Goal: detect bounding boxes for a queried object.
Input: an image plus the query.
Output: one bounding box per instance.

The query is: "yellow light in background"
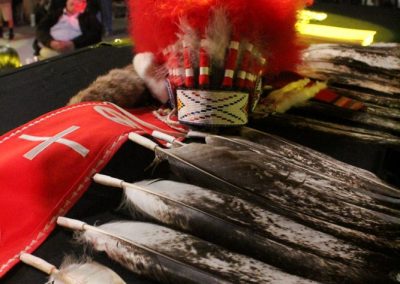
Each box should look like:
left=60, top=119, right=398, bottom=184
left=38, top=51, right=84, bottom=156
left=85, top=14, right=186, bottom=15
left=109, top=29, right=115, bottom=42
left=297, top=9, right=377, bottom=46
left=111, top=38, right=132, bottom=47
left=297, top=23, right=376, bottom=46
left=0, top=45, right=21, bottom=70
left=298, top=10, right=327, bottom=23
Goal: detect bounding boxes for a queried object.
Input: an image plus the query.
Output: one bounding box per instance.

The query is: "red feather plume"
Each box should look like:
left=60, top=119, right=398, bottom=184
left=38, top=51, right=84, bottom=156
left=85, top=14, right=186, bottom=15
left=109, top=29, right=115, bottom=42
left=129, top=0, right=307, bottom=74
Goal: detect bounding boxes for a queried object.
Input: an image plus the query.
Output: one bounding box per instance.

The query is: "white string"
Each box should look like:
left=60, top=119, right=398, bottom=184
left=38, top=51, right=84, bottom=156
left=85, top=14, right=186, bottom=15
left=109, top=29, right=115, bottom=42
left=109, top=103, right=187, bottom=137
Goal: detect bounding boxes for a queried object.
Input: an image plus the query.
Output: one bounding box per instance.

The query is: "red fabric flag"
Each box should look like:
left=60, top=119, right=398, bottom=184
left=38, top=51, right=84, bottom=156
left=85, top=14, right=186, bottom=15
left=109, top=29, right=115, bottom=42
left=0, top=102, right=183, bottom=277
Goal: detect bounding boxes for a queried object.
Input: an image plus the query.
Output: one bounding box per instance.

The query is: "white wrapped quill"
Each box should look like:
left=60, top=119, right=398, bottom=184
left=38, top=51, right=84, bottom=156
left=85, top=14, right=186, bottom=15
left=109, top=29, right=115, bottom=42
left=19, top=253, right=125, bottom=284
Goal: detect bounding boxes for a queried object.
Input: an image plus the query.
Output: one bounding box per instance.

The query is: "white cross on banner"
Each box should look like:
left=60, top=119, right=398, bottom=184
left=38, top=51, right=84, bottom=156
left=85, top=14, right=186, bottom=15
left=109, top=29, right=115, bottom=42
left=19, top=126, right=90, bottom=160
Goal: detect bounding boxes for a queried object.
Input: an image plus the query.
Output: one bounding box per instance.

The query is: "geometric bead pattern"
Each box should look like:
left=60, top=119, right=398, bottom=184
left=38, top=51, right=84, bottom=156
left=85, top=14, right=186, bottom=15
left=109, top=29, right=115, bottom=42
left=177, top=89, right=249, bottom=126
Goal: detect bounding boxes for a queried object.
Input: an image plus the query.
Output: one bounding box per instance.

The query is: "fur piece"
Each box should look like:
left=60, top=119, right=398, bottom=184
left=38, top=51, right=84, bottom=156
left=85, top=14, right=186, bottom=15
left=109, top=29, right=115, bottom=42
left=67, top=65, right=147, bottom=108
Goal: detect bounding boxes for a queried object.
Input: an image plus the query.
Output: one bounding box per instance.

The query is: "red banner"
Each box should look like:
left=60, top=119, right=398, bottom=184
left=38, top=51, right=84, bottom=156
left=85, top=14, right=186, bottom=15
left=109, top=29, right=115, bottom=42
left=0, top=102, right=183, bottom=277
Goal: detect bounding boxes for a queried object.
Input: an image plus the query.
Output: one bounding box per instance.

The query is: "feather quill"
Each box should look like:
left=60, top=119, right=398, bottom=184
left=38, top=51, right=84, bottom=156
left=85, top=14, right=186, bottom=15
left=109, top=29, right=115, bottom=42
left=154, top=130, right=400, bottom=207
left=168, top=144, right=400, bottom=234
left=19, top=253, right=125, bottom=284
left=94, top=174, right=398, bottom=283
left=128, top=133, right=400, bottom=253
left=204, top=134, right=400, bottom=213
left=57, top=217, right=317, bottom=284
left=238, top=126, right=400, bottom=198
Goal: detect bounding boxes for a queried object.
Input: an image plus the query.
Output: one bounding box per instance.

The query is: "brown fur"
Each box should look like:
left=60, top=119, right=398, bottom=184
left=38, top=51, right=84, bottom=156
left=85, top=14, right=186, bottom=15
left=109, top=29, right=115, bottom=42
left=68, top=65, right=148, bottom=108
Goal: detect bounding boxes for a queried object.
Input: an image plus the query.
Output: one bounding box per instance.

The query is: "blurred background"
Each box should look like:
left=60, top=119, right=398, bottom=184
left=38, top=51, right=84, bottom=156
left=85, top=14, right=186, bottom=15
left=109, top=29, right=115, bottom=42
left=0, top=0, right=399, bottom=67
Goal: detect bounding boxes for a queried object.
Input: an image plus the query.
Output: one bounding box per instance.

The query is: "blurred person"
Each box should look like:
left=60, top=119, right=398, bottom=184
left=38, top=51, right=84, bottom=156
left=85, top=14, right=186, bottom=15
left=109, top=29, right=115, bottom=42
left=32, top=0, right=67, bottom=56
left=99, top=0, right=112, bottom=36
left=36, top=0, right=102, bottom=59
left=32, top=0, right=50, bottom=56
left=0, top=45, right=21, bottom=71
left=0, top=0, right=14, bottom=40
left=12, top=0, right=23, bottom=25
left=34, top=0, right=51, bottom=22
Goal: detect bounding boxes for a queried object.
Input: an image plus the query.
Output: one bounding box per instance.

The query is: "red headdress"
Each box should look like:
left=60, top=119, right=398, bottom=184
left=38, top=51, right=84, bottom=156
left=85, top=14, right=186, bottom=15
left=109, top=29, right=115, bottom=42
left=129, top=0, right=308, bottom=126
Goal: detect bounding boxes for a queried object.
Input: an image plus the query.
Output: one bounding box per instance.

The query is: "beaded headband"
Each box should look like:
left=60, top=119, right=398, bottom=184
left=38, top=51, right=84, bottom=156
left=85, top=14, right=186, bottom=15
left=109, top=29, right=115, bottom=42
left=129, top=0, right=306, bottom=127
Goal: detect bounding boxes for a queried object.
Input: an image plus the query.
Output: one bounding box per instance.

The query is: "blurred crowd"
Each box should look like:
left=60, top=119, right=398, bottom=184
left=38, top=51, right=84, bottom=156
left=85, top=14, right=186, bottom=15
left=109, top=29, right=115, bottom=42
left=0, top=0, right=123, bottom=66
left=319, top=0, right=400, bottom=7
left=1, top=0, right=398, bottom=72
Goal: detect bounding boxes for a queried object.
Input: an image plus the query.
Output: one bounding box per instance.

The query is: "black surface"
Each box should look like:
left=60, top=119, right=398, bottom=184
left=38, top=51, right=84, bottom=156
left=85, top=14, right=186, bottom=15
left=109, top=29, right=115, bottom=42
left=0, top=43, right=133, bottom=136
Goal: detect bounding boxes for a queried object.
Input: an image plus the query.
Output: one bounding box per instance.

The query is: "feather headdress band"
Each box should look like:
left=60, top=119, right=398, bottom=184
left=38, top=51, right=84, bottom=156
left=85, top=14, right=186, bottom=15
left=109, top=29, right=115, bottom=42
left=129, top=0, right=307, bottom=127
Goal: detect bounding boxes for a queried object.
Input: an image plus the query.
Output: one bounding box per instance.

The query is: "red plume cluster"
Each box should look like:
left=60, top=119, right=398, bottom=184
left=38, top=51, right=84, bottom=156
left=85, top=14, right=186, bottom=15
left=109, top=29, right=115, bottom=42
left=129, top=0, right=308, bottom=74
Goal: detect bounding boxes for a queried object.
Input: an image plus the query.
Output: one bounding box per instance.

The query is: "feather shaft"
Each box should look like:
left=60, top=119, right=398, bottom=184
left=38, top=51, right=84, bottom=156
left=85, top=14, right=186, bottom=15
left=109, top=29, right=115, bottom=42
left=186, top=127, right=379, bottom=182
left=59, top=217, right=317, bottom=284
left=128, top=133, right=159, bottom=151
left=94, top=174, right=397, bottom=283
left=128, top=133, right=247, bottom=196
left=205, top=134, right=400, bottom=214
left=240, top=126, right=400, bottom=198
left=58, top=218, right=223, bottom=284
left=127, top=134, right=399, bottom=253
left=167, top=144, right=400, bottom=236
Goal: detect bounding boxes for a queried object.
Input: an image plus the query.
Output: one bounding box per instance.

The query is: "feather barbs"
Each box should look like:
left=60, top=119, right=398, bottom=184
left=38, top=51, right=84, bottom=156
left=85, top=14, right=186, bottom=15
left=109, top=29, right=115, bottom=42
left=19, top=253, right=126, bottom=284
left=129, top=0, right=309, bottom=126
left=129, top=0, right=308, bottom=74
